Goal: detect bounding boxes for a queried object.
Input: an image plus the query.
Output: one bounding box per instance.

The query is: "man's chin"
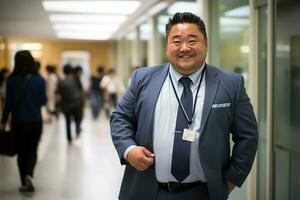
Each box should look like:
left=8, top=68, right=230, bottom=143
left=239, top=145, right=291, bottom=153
left=177, top=66, right=195, bottom=75
left=178, top=63, right=194, bottom=71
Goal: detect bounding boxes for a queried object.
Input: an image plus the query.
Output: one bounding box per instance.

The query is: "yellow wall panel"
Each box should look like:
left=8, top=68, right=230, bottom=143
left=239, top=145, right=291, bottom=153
left=6, top=39, right=111, bottom=75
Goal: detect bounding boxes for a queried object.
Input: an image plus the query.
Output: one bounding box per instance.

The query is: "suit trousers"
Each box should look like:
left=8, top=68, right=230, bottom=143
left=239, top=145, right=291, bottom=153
left=64, top=106, right=83, bottom=142
left=156, top=183, right=210, bottom=200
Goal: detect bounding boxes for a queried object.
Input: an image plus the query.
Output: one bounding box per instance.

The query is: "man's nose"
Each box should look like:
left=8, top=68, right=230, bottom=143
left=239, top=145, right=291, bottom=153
left=180, top=42, right=190, bottom=51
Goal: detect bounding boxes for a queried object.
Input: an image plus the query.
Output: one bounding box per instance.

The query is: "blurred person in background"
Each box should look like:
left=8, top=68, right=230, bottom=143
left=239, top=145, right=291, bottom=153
left=0, top=50, right=47, bottom=194
left=74, top=65, right=84, bottom=91
left=0, top=68, right=10, bottom=112
left=100, top=68, right=125, bottom=118
left=45, top=65, right=59, bottom=121
left=74, top=65, right=85, bottom=134
left=89, top=65, right=104, bottom=120
left=56, top=64, right=84, bottom=143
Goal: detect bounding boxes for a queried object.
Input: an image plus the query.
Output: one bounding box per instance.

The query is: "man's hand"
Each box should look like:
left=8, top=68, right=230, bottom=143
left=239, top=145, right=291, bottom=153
left=126, top=146, right=155, bottom=171
left=227, top=180, right=235, bottom=194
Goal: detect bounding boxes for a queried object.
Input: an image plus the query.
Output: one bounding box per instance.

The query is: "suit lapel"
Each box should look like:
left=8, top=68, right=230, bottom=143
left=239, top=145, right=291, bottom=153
left=143, top=64, right=169, bottom=151
left=141, top=64, right=219, bottom=148
left=198, top=65, right=220, bottom=137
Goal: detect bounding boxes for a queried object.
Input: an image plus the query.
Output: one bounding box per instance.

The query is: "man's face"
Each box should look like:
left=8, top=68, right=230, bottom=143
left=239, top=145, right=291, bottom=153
left=167, top=23, right=207, bottom=76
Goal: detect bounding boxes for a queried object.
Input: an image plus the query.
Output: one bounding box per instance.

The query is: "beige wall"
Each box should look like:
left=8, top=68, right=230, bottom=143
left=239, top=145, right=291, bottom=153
left=6, top=39, right=112, bottom=75
left=0, top=37, right=8, bottom=68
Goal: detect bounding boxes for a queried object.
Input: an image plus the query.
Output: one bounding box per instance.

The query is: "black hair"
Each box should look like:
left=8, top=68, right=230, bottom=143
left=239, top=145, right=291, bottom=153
left=63, top=63, right=73, bottom=75
left=12, top=50, right=37, bottom=75
left=74, top=65, right=83, bottom=73
left=97, top=65, right=105, bottom=74
left=46, top=64, right=57, bottom=74
left=107, top=68, right=115, bottom=74
left=165, top=12, right=207, bottom=39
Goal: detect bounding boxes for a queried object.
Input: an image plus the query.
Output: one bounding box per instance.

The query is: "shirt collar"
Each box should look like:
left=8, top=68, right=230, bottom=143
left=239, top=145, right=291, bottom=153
left=169, top=62, right=206, bottom=85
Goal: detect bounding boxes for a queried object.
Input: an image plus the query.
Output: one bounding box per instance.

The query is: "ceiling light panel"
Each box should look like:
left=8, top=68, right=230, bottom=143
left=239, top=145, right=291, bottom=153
left=159, top=15, right=170, bottom=25
left=49, top=14, right=127, bottom=24
left=167, top=2, right=198, bottom=15
left=10, top=43, right=43, bottom=51
left=42, top=1, right=141, bottom=15
left=56, top=32, right=111, bottom=40
left=223, top=6, right=250, bottom=17
left=53, top=23, right=119, bottom=32
left=220, top=17, right=249, bottom=26
left=146, top=2, right=168, bottom=16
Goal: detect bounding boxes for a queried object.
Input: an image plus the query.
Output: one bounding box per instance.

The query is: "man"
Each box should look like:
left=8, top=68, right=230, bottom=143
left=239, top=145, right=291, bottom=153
left=110, top=12, right=258, bottom=200
left=56, top=64, right=84, bottom=143
left=89, top=65, right=104, bottom=119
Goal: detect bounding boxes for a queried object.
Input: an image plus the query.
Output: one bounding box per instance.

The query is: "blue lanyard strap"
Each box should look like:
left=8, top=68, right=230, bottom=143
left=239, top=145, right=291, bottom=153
left=169, top=64, right=206, bottom=126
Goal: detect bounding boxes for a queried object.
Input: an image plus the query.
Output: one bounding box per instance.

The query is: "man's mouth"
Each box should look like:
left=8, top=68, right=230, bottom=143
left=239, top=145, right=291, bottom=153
left=178, top=54, right=193, bottom=58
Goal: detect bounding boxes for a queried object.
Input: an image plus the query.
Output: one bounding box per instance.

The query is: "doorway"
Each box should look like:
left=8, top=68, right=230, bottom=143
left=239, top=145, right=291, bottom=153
left=274, top=0, right=300, bottom=199
left=61, top=50, right=90, bottom=91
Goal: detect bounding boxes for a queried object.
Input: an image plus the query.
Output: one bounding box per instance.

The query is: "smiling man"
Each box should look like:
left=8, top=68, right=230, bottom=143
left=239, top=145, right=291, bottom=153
left=110, top=12, right=258, bottom=200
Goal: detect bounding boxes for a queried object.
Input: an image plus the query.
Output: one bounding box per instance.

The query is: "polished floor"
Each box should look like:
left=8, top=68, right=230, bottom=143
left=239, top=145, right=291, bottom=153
left=0, top=109, right=124, bottom=200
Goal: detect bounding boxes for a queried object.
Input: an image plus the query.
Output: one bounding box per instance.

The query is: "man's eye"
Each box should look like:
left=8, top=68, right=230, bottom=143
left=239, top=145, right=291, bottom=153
left=189, top=40, right=196, bottom=45
left=173, top=41, right=180, bottom=45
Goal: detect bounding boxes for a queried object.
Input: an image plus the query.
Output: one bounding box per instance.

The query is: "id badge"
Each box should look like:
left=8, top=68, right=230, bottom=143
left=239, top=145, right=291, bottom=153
left=182, top=128, right=196, bottom=142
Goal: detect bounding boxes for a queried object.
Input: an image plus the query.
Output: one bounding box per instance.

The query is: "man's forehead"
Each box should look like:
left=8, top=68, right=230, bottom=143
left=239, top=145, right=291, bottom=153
left=169, top=24, right=201, bottom=35
left=170, top=33, right=198, bottom=38
left=170, top=23, right=199, bottom=31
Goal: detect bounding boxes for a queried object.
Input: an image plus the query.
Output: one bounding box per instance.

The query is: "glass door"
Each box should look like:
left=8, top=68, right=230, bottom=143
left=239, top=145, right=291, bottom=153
left=274, top=0, right=300, bottom=199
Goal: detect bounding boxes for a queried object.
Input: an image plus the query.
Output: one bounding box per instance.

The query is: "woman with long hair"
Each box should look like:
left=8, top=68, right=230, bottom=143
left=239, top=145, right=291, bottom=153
left=0, top=50, right=47, bottom=193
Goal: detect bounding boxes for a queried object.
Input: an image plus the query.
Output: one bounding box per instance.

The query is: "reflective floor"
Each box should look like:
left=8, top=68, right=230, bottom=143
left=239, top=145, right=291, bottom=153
left=0, top=109, right=124, bottom=200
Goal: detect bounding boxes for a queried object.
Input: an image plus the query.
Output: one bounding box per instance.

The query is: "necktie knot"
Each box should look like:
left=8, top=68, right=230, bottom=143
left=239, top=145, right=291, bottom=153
left=179, top=77, right=191, bottom=89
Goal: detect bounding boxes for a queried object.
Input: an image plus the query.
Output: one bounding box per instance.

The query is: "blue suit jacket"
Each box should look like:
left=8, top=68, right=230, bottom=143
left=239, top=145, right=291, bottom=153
left=110, top=63, right=258, bottom=200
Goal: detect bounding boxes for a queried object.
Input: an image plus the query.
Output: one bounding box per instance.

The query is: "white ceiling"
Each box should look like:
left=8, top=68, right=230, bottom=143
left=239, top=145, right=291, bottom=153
left=0, top=0, right=156, bottom=41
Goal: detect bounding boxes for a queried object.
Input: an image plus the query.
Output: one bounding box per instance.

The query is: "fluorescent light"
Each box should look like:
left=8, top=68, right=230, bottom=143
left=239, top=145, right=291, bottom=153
left=159, top=15, right=171, bottom=25
left=220, top=26, right=243, bottom=32
left=167, top=2, right=198, bottom=15
left=10, top=43, right=43, bottom=51
left=139, top=23, right=151, bottom=40
left=53, top=23, right=119, bottom=32
left=240, top=45, right=249, bottom=54
left=56, top=32, right=111, bottom=40
left=42, top=1, right=141, bottom=15
left=140, top=23, right=151, bottom=34
left=157, top=15, right=171, bottom=35
left=220, top=17, right=249, bottom=26
left=31, top=51, right=43, bottom=59
left=276, top=45, right=290, bottom=52
left=49, top=14, right=127, bottom=24
left=116, top=1, right=169, bottom=37
left=224, top=6, right=250, bottom=17
left=126, top=32, right=135, bottom=40
left=158, top=24, right=165, bottom=34
left=147, top=2, right=169, bottom=16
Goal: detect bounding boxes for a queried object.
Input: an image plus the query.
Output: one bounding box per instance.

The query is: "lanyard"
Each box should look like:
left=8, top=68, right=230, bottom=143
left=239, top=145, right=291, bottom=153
left=169, top=65, right=206, bottom=126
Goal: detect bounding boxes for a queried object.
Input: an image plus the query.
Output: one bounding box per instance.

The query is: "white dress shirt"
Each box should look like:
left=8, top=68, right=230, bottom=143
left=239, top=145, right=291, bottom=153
left=153, top=63, right=207, bottom=183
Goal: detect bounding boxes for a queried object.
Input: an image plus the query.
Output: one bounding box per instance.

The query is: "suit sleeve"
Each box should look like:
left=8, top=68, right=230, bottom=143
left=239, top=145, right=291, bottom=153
left=225, top=76, right=258, bottom=187
left=110, top=71, right=139, bottom=165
